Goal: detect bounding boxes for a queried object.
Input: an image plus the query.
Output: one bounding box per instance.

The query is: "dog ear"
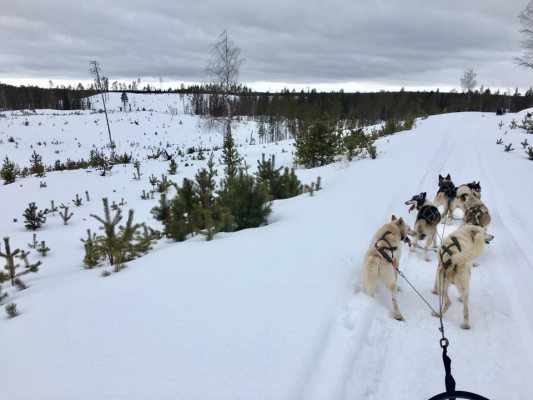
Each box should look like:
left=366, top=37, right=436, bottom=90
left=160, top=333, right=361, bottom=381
left=398, top=217, right=404, bottom=225
left=439, top=174, right=443, bottom=182
left=391, top=215, right=397, bottom=221
left=422, top=192, right=426, bottom=198
left=446, top=174, right=451, bottom=180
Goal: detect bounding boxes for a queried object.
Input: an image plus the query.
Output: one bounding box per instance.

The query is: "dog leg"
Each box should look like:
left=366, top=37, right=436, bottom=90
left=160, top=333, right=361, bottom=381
left=390, top=283, right=404, bottom=321
left=455, top=271, right=471, bottom=329
left=383, top=264, right=404, bottom=321
left=425, top=231, right=436, bottom=262
left=440, top=280, right=452, bottom=315
left=362, top=257, right=379, bottom=296
left=432, top=267, right=443, bottom=295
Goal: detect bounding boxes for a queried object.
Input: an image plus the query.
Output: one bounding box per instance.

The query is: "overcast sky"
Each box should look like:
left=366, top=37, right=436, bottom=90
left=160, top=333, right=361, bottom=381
left=1, top=0, right=531, bottom=92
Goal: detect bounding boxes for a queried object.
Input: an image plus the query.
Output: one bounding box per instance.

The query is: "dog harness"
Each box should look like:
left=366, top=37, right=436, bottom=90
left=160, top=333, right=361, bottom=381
left=439, top=236, right=462, bottom=269
left=417, top=205, right=441, bottom=226
left=438, top=181, right=457, bottom=200
left=374, top=231, right=397, bottom=264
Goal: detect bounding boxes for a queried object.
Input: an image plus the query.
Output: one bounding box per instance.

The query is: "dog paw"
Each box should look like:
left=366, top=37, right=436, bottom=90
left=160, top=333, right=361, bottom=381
left=458, top=296, right=463, bottom=302
left=393, top=313, right=404, bottom=321
left=431, top=288, right=438, bottom=295
left=461, top=322, right=471, bottom=330
left=425, top=257, right=431, bottom=262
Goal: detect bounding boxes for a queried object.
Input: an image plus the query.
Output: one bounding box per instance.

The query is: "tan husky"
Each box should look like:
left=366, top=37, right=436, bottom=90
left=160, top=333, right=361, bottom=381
left=463, top=197, right=491, bottom=229
left=432, top=223, right=494, bottom=329
left=362, top=215, right=413, bottom=321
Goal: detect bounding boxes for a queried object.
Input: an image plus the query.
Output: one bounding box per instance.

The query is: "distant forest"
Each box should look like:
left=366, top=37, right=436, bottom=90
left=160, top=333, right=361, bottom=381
left=1, top=82, right=532, bottom=127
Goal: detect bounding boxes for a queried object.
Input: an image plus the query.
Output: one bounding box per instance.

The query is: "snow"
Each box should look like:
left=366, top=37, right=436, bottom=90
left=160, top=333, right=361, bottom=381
left=1, top=93, right=532, bottom=399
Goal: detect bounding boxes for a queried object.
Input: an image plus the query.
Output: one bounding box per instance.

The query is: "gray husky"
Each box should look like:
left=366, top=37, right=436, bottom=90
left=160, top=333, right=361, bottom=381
left=405, top=192, right=441, bottom=261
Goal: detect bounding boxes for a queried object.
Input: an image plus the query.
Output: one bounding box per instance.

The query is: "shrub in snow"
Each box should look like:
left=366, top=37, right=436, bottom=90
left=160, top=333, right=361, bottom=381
left=526, top=146, right=533, bottom=160
left=59, top=205, right=73, bottom=225
left=87, top=198, right=160, bottom=272
left=520, top=115, right=533, bottom=134
left=13, top=277, right=27, bottom=291
left=132, top=160, right=142, bottom=180
left=0, top=284, right=8, bottom=304
left=218, top=169, right=271, bottom=231
left=168, top=158, right=177, bottom=175
left=0, top=238, right=40, bottom=286
left=72, top=194, right=83, bottom=207
left=81, top=229, right=100, bottom=269
left=5, top=302, right=19, bottom=318
left=504, top=143, right=514, bottom=152
left=23, top=202, right=47, bottom=230
left=255, top=154, right=302, bottom=200
left=37, top=241, right=50, bottom=257
left=28, top=233, right=38, bottom=249
left=29, top=150, right=45, bottom=177
left=47, top=201, right=58, bottom=216
left=1, top=156, right=19, bottom=185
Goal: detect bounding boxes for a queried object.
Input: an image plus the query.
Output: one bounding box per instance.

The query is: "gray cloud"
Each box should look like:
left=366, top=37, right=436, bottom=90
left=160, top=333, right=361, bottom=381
left=0, top=0, right=531, bottom=90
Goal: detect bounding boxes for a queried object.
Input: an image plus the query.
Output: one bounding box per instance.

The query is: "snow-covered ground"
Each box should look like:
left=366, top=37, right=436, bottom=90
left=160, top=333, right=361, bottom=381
left=1, top=93, right=532, bottom=399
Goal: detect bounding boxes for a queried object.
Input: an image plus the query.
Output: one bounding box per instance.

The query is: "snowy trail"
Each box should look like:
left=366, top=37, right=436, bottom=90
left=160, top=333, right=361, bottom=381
left=299, top=113, right=533, bottom=400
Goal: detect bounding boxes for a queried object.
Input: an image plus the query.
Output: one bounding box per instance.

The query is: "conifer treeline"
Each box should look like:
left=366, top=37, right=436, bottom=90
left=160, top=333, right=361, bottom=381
left=2, top=82, right=533, bottom=125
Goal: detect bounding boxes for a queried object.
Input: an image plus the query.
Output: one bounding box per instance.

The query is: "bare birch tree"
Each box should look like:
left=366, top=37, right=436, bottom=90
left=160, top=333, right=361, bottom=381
left=205, top=31, right=245, bottom=176
left=517, top=1, right=533, bottom=68
left=460, top=68, right=477, bottom=110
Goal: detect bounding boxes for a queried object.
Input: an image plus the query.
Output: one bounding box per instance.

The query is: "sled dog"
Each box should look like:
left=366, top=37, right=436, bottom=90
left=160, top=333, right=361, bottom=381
left=463, top=197, right=491, bottom=229
left=362, top=215, right=414, bottom=321
left=467, top=181, right=481, bottom=199
left=434, top=174, right=456, bottom=221
left=450, top=181, right=482, bottom=216
left=405, top=192, right=441, bottom=261
left=432, top=223, right=494, bottom=329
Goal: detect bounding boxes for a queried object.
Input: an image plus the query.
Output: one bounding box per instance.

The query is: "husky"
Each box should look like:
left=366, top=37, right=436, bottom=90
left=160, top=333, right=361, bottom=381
left=467, top=181, right=481, bottom=199
left=450, top=181, right=482, bottom=216
left=362, top=215, right=414, bottom=321
left=405, top=192, right=442, bottom=261
left=463, top=197, right=491, bottom=229
left=431, top=223, right=494, bottom=329
left=434, top=174, right=457, bottom=222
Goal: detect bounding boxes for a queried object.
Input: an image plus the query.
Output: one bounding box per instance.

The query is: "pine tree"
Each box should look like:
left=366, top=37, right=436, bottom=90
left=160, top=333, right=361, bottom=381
left=168, top=158, right=177, bottom=175
left=0, top=283, right=8, bottom=304
left=120, top=91, right=129, bottom=111
left=29, top=150, right=45, bottom=177
left=151, top=192, right=172, bottom=234
left=133, top=160, right=142, bottom=180
left=5, top=302, right=19, bottom=318
left=294, top=114, right=341, bottom=168
left=59, top=205, right=73, bottom=225
left=90, top=198, right=122, bottom=267
left=221, top=124, right=242, bottom=178
left=37, top=241, right=50, bottom=256
left=0, top=237, right=40, bottom=286
left=90, top=198, right=159, bottom=271
left=218, top=169, right=271, bottom=231
left=1, top=156, right=19, bottom=185
left=23, top=202, right=47, bottom=230
left=81, top=229, right=100, bottom=268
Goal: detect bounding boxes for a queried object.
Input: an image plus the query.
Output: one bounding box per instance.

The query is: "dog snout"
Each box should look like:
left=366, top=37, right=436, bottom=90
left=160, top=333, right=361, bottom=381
left=484, top=233, right=495, bottom=244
